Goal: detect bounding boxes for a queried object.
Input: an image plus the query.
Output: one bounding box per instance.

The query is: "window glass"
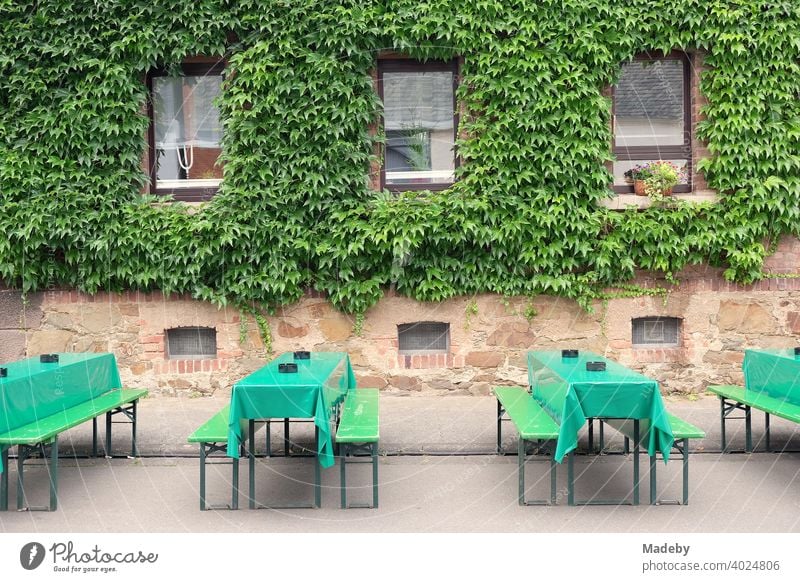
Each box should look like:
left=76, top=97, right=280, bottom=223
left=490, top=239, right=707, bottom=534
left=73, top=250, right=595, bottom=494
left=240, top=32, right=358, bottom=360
left=153, top=74, right=223, bottom=190
left=383, top=71, right=455, bottom=186
left=615, top=60, right=685, bottom=148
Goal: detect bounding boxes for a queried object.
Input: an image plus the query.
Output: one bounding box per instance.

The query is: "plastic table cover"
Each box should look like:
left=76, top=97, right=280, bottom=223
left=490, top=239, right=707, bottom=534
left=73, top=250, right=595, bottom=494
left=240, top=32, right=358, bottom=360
left=226, top=352, right=356, bottom=468
left=0, top=352, right=122, bottom=473
left=743, top=348, right=800, bottom=405
left=528, top=351, right=674, bottom=462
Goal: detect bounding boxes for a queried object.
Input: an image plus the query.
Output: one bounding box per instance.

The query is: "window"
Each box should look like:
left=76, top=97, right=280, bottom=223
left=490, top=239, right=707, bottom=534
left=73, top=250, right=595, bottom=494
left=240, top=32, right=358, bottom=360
left=398, top=322, right=450, bottom=353
left=148, top=61, right=225, bottom=201
left=165, top=327, right=217, bottom=359
left=378, top=59, right=458, bottom=191
left=612, top=53, right=691, bottom=193
left=632, top=317, right=681, bottom=347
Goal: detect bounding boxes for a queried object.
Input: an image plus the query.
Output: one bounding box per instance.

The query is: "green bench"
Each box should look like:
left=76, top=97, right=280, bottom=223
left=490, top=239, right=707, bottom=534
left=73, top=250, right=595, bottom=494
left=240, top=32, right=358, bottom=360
left=495, top=386, right=560, bottom=505
left=602, top=412, right=705, bottom=505
left=708, top=385, right=800, bottom=453
left=335, top=389, right=379, bottom=509
left=0, top=388, right=147, bottom=511
left=187, top=405, right=242, bottom=511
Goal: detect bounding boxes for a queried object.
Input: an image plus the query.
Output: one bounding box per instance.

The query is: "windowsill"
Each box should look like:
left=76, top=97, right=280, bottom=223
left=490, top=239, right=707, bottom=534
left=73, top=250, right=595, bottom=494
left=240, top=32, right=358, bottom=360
left=599, top=190, right=719, bottom=209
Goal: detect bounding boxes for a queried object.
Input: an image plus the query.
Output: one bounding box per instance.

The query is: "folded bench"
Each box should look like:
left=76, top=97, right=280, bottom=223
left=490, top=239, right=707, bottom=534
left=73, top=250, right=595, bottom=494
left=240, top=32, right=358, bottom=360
left=495, top=386, right=560, bottom=505
left=0, top=388, right=147, bottom=511
left=708, top=385, right=800, bottom=453
left=602, top=412, right=705, bottom=505
left=335, top=389, right=379, bottom=509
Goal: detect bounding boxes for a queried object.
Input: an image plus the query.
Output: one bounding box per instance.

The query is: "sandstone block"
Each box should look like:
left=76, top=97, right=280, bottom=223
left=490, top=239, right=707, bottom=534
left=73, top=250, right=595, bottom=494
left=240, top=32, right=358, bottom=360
left=319, top=316, right=352, bottom=341
left=388, top=374, right=421, bottom=391
left=27, top=330, right=72, bottom=354
left=0, top=329, right=26, bottom=362
left=465, top=351, right=504, bottom=368
left=356, top=374, right=388, bottom=388
left=277, top=319, right=309, bottom=338
left=787, top=312, right=800, bottom=334
left=79, top=307, right=122, bottom=334
left=0, top=290, right=43, bottom=329
left=718, top=301, right=776, bottom=333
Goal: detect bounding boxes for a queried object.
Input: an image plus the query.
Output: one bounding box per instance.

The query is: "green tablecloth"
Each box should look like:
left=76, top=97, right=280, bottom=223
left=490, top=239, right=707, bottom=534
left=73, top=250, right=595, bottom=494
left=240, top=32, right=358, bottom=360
left=743, top=348, right=800, bottom=405
left=0, top=352, right=122, bottom=473
left=528, top=351, right=673, bottom=462
left=226, top=352, right=356, bottom=468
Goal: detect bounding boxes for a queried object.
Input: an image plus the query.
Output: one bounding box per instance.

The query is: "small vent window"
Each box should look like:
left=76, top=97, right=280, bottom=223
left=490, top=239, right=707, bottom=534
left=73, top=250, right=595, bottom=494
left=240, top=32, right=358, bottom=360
left=398, top=322, right=450, bottom=353
left=632, top=317, right=681, bottom=347
left=166, top=327, right=217, bottom=359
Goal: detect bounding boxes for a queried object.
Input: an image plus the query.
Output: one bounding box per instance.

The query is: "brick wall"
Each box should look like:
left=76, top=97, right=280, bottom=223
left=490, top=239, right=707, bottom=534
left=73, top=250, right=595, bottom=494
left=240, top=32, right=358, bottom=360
left=2, top=236, right=800, bottom=397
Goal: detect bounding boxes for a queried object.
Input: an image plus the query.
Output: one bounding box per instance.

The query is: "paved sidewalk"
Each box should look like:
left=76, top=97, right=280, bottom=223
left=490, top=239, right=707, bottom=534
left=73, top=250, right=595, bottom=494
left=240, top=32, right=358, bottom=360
left=1, top=393, right=799, bottom=533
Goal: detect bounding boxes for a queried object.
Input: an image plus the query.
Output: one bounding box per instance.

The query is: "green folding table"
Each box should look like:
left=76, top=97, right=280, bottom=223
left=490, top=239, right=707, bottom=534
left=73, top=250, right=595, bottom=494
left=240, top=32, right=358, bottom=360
left=737, top=348, right=800, bottom=451
left=528, top=351, right=674, bottom=505
left=227, top=351, right=356, bottom=508
left=0, top=353, right=125, bottom=510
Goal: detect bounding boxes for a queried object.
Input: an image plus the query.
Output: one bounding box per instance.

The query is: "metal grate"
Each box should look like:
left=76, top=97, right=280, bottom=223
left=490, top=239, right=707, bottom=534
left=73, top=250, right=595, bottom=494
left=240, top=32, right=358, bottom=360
left=166, top=327, right=217, bottom=359
left=398, top=322, right=449, bottom=353
left=632, top=317, right=681, bottom=347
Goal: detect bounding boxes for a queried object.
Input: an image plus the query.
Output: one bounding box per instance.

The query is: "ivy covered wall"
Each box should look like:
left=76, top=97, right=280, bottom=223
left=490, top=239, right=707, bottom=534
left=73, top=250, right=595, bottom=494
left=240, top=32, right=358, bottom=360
left=1, top=1, right=799, bottom=318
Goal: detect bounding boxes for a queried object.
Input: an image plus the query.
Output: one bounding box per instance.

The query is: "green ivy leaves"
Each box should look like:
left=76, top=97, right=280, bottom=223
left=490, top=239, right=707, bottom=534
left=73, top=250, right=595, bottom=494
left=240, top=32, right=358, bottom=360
left=1, top=1, right=799, bottom=316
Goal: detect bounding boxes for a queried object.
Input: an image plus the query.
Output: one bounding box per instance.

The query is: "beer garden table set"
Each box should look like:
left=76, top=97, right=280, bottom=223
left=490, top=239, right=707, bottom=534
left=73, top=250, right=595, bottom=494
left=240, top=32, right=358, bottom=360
left=5, top=345, right=800, bottom=513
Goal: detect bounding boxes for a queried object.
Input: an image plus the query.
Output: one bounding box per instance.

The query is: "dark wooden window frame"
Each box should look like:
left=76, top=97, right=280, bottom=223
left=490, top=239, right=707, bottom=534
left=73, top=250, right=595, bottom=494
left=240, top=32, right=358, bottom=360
left=378, top=58, right=460, bottom=192
left=147, top=60, right=226, bottom=202
left=612, top=51, right=692, bottom=194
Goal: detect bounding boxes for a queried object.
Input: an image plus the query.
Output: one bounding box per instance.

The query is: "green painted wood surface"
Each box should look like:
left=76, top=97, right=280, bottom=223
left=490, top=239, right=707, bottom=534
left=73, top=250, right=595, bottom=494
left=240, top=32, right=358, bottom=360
left=335, top=389, right=379, bottom=443
left=0, top=388, right=147, bottom=445
left=188, top=405, right=231, bottom=443
left=495, top=386, right=560, bottom=440
left=708, top=384, right=800, bottom=423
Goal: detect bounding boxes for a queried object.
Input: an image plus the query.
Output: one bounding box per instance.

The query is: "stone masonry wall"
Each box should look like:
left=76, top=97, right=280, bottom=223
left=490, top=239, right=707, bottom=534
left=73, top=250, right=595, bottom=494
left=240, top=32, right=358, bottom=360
left=2, top=236, right=800, bottom=397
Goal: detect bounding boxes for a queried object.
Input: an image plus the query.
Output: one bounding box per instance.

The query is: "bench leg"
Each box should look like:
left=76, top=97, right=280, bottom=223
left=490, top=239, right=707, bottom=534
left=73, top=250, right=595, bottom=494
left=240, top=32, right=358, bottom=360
left=550, top=457, right=557, bottom=506
left=588, top=419, right=594, bottom=453
left=232, top=456, right=239, bottom=510
left=248, top=419, right=256, bottom=510
left=265, top=420, right=272, bottom=457
left=17, top=444, right=27, bottom=510
left=567, top=451, right=574, bottom=506
left=518, top=438, right=525, bottom=505
left=340, top=443, right=347, bottom=509
left=633, top=420, right=640, bottom=506
left=496, top=400, right=503, bottom=454
left=92, top=418, right=98, bottom=457
left=199, top=443, right=207, bottom=511
left=765, top=412, right=771, bottom=453
left=1, top=446, right=8, bottom=511
left=720, top=397, right=727, bottom=452
left=745, top=405, right=752, bottom=453
left=599, top=420, right=605, bottom=453
left=106, top=410, right=113, bottom=457
left=372, top=442, right=379, bottom=509
left=649, top=454, right=657, bottom=505
left=131, top=399, right=138, bottom=457
left=49, top=438, right=58, bottom=511
left=284, top=418, right=290, bottom=457
left=682, top=438, right=689, bottom=505
left=314, top=426, right=321, bottom=509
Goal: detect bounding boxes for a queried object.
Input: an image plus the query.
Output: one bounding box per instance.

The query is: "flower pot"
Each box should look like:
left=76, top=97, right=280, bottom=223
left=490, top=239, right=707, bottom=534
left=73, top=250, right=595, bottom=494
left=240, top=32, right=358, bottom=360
left=633, top=180, right=647, bottom=196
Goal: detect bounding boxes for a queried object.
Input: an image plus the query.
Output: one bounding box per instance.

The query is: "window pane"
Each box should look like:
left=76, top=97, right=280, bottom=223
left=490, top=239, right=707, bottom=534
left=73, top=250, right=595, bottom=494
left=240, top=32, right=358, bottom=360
left=383, top=71, right=454, bottom=186
left=612, top=159, right=689, bottom=187
left=153, top=75, right=223, bottom=189
left=397, top=322, right=450, bottom=352
left=615, top=60, right=684, bottom=148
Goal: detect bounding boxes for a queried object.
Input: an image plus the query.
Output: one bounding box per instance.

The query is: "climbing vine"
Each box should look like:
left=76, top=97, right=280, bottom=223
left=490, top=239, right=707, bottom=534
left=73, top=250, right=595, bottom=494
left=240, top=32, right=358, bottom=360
left=0, top=1, right=798, bottom=317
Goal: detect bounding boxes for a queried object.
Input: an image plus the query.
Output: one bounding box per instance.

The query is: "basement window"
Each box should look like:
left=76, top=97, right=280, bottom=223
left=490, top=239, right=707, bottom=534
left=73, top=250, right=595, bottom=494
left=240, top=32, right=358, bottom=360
left=166, top=327, right=217, bottom=359
left=632, top=317, right=681, bottom=347
left=398, top=322, right=450, bottom=354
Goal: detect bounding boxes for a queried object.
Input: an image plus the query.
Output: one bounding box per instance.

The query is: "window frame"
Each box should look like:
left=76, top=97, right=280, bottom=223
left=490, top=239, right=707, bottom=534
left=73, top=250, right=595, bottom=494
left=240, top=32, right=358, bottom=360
left=631, top=316, right=682, bottom=348
left=397, top=321, right=451, bottom=355
left=377, top=58, right=460, bottom=192
left=165, top=326, right=218, bottom=360
left=611, top=51, right=692, bottom=194
left=147, top=59, right=226, bottom=202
